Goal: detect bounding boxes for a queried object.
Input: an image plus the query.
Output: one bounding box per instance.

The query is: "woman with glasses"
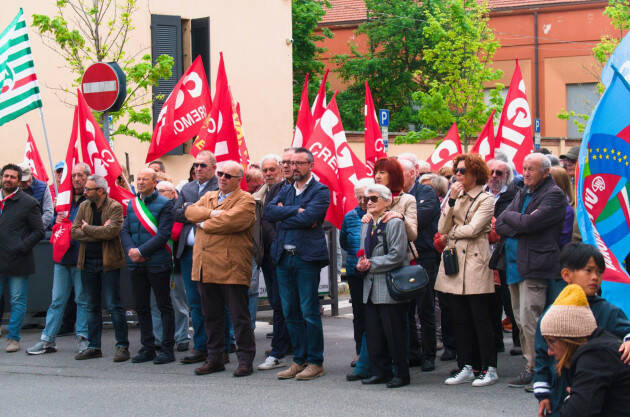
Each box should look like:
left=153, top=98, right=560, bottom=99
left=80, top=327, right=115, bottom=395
left=355, top=184, right=410, bottom=388
left=435, top=153, right=498, bottom=387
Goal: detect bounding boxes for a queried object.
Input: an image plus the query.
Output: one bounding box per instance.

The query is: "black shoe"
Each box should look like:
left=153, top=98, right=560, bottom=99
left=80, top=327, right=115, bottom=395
left=387, top=376, right=410, bottom=388
left=346, top=373, right=368, bottom=381
left=440, top=348, right=456, bottom=361
left=408, top=357, right=423, bottom=368
left=132, top=349, right=156, bottom=363
left=496, top=344, right=505, bottom=353
left=509, top=346, right=522, bottom=356
left=153, top=350, right=175, bottom=364
left=74, top=348, right=102, bottom=360
left=361, top=375, right=391, bottom=385
left=176, top=341, right=189, bottom=352
left=180, top=350, right=207, bottom=364
left=421, top=358, right=435, bottom=372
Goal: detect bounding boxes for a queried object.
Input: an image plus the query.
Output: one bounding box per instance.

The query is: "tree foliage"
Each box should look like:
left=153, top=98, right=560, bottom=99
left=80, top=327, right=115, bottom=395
left=31, top=0, right=173, bottom=142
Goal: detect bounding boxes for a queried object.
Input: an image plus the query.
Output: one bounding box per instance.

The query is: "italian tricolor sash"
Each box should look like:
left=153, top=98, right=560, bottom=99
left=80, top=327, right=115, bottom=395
left=131, top=197, right=173, bottom=256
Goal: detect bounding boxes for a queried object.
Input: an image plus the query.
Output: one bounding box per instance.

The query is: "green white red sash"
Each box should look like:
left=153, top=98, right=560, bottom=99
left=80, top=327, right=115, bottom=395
left=131, top=196, right=173, bottom=255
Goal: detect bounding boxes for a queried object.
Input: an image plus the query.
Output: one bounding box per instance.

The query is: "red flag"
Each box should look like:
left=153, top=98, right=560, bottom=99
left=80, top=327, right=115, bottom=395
left=292, top=73, right=313, bottom=147
left=50, top=219, right=72, bottom=262
left=495, top=60, right=533, bottom=171
left=55, top=107, right=81, bottom=213
left=364, top=82, right=387, bottom=177
left=191, top=53, right=239, bottom=163
left=146, top=56, right=212, bottom=162
left=24, top=124, right=49, bottom=183
left=304, top=93, right=364, bottom=228
left=427, top=123, right=462, bottom=172
left=233, top=101, right=249, bottom=190
left=311, top=68, right=329, bottom=122
left=77, top=89, right=134, bottom=210
left=471, top=110, right=495, bottom=162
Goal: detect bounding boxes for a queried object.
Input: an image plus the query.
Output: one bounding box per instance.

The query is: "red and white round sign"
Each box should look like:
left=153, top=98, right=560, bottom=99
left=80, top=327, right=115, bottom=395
left=81, top=63, right=120, bottom=112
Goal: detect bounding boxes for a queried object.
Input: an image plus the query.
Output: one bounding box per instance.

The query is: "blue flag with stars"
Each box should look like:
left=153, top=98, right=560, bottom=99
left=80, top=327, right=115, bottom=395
left=577, top=65, right=630, bottom=316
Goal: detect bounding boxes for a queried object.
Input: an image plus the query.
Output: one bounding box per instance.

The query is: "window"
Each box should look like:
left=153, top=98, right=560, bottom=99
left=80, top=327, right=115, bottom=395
left=566, top=83, right=599, bottom=139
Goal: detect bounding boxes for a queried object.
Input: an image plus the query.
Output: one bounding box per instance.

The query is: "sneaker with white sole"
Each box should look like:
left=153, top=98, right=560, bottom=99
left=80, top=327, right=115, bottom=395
left=472, top=366, right=499, bottom=387
left=27, top=341, right=57, bottom=355
left=77, top=337, right=89, bottom=353
left=444, top=365, right=474, bottom=385
left=257, top=356, right=286, bottom=370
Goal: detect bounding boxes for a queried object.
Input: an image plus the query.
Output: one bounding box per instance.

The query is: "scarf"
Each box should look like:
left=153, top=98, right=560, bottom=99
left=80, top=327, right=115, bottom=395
left=363, top=213, right=387, bottom=258
left=0, top=188, right=18, bottom=214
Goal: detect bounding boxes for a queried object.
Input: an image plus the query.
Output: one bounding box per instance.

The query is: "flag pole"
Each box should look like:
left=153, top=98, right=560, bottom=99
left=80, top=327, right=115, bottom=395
left=38, top=107, right=58, bottom=196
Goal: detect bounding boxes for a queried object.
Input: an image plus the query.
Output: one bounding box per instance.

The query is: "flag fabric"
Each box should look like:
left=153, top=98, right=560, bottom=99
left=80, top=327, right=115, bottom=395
left=50, top=219, right=72, bottom=262
left=55, top=107, right=80, bottom=213
left=311, top=68, right=329, bottom=122
left=77, top=89, right=134, bottom=210
left=24, top=124, right=49, bottom=183
left=292, top=73, right=313, bottom=147
left=364, top=81, right=387, bottom=176
left=146, top=56, right=211, bottom=162
left=601, top=30, right=630, bottom=88
left=191, top=52, right=239, bottom=163
left=577, top=65, right=630, bottom=316
left=0, top=8, right=42, bottom=126
left=427, top=123, right=462, bottom=172
left=233, top=101, right=249, bottom=190
left=471, top=110, right=495, bottom=162
left=304, top=93, right=364, bottom=228
left=495, top=60, right=533, bottom=172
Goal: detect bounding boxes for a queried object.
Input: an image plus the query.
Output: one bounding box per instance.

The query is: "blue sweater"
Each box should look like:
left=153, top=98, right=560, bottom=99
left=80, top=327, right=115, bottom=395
left=340, top=206, right=365, bottom=276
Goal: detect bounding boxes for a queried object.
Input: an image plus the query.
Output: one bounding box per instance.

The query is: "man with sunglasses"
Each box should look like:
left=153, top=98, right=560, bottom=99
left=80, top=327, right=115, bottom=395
left=186, top=160, right=257, bottom=377
left=264, top=147, right=330, bottom=381
left=173, top=150, right=218, bottom=364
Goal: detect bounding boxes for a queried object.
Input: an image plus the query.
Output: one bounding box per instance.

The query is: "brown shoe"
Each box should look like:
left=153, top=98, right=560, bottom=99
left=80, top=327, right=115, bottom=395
left=295, top=364, right=325, bottom=380
left=194, top=360, right=225, bottom=376
left=113, top=346, right=130, bottom=362
left=75, top=348, right=103, bottom=360
left=277, top=362, right=306, bottom=380
left=6, top=339, right=19, bottom=353
left=181, top=350, right=207, bottom=364
left=233, top=363, right=253, bottom=377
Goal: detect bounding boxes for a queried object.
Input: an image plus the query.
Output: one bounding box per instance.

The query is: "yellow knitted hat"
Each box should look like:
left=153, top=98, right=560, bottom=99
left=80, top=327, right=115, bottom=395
left=540, top=284, right=597, bottom=338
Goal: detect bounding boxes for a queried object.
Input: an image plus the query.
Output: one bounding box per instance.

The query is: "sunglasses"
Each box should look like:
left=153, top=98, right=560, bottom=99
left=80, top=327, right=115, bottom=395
left=454, top=167, right=466, bottom=175
left=216, top=171, right=241, bottom=180
left=361, top=196, right=381, bottom=203
left=193, top=162, right=209, bottom=169
left=491, top=169, right=504, bottom=177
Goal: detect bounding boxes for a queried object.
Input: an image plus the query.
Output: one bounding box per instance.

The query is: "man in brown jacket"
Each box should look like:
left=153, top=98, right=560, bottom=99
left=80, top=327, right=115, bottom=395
left=71, top=174, right=129, bottom=362
left=186, top=160, right=257, bottom=377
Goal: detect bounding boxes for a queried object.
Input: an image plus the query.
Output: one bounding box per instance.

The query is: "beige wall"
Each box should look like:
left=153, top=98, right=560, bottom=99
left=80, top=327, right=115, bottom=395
left=1, top=1, right=292, bottom=185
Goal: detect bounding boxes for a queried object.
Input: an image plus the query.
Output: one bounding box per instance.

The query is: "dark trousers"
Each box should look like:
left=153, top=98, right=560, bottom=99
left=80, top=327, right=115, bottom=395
left=365, top=301, right=409, bottom=379
left=449, top=293, right=497, bottom=370
left=347, top=274, right=365, bottom=355
left=436, top=290, right=456, bottom=351
left=82, top=258, right=129, bottom=349
left=60, top=288, right=77, bottom=333
left=409, top=255, right=439, bottom=360
left=261, top=252, right=291, bottom=358
left=130, top=266, right=174, bottom=351
left=492, top=270, right=520, bottom=348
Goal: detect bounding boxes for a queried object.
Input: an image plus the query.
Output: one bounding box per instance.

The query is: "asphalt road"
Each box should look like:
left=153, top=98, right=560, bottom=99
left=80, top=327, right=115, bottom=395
left=0, top=300, right=538, bottom=417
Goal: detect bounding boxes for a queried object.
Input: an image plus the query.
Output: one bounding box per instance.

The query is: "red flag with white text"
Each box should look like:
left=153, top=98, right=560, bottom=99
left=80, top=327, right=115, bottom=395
left=146, top=56, right=211, bottom=162
left=304, top=93, right=364, bottom=228
left=24, top=124, right=49, bottom=183
left=427, top=123, right=462, bottom=171
left=55, top=107, right=80, bottom=213
left=471, top=110, right=495, bottom=162
left=495, top=60, right=533, bottom=171
left=364, top=82, right=387, bottom=177
left=234, top=101, right=249, bottom=190
left=292, top=73, right=313, bottom=147
left=311, top=69, right=329, bottom=122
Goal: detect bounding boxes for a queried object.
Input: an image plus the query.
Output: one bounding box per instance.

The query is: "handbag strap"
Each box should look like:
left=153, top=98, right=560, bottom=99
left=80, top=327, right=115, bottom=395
left=446, top=190, right=483, bottom=248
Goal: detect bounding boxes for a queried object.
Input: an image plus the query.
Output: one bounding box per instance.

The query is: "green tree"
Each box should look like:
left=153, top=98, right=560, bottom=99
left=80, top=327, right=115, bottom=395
left=31, top=0, right=173, bottom=142
left=401, top=0, right=503, bottom=150
left=292, top=0, right=333, bottom=120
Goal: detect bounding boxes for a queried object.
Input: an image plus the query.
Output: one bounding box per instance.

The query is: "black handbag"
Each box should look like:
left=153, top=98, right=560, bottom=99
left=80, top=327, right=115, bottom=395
left=382, top=228, right=429, bottom=301
left=442, top=191, right=483, bottom=276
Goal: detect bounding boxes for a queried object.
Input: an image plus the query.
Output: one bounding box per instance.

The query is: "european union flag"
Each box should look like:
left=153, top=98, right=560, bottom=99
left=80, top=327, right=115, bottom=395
left=578, top=66, right=630, bottom=316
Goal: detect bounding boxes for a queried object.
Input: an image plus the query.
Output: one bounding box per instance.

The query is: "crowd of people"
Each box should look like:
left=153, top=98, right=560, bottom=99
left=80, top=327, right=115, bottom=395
left=1, top=144, right=630, bottom=415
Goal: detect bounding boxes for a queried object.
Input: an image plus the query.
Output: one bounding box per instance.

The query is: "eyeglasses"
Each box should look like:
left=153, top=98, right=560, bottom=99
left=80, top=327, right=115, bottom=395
left=491, top=169, right=504, bottom=177
left=193, top=162, right=210, bottom=169
left=281, top=160, right=292, bottom=165
left=290, top=161, right=310, bottom=166
left=361, top=196, right=380, bottom=203
left=216, top=171, right=241, bottom=180
left=84, top=187, right=100, bottom=192
left=454, top=168, right=467, bottom=175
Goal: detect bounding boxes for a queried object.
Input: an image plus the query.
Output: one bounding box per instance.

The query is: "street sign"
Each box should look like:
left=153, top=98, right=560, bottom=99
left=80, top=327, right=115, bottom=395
left=379, top=109, right=389, bottom=127
left=81, top=62, right=126, bottom=112
left=534, top=117, right=541, bottom=150
left=382, top=126, right=389, bottom=152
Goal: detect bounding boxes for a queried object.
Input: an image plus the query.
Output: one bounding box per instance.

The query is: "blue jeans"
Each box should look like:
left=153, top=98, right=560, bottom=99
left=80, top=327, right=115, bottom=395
left=81, top=258, right=129, bottom=349
left=248, top=259, right=259, bottom=330
left=353, top=333, right=371, bottom=376
left=180, top=247, right=206, bottom=352
left=261, top=253, right=291, bottom=358
left=41, top=264, right=88, bottom=343
left=276, top=254, right=324, bottom=366
left=0, top=275, right=28, bottom=341
left=151, top=272, right=190, bottom=344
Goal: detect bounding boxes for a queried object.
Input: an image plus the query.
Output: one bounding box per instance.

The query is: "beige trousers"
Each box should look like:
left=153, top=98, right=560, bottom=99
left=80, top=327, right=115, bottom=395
left=509, top=279, right=548, bottom=371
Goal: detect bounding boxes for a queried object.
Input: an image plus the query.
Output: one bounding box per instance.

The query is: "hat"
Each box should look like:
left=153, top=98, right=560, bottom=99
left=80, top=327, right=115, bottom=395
left=540, top=284, right=597, bottom=338
left=55, top=161, right=65, bottom=171
left=560, top=146, right=580, bottom=161
left=17, top=161, right=32, bottom=182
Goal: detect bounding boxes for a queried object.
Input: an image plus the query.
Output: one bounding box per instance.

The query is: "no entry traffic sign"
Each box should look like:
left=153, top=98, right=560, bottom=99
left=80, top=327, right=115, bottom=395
left=81, top=62, right=126, bottom=112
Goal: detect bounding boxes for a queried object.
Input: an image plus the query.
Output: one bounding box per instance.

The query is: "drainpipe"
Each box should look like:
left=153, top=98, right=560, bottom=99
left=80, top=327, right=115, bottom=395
left=534, top=11, right=540, bottom=120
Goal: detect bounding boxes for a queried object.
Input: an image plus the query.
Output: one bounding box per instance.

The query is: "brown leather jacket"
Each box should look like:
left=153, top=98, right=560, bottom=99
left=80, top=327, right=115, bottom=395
left=71, top=197, right=125, bottom=271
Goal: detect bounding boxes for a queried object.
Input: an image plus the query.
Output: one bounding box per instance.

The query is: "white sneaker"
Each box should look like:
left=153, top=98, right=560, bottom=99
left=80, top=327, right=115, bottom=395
left=472, top=366, right=499, bottom=387
left=77, top=337, right=89, bottom=353
left=444, top=365, right=475, bottom=385
left=257, top=356, right=286, bottom=370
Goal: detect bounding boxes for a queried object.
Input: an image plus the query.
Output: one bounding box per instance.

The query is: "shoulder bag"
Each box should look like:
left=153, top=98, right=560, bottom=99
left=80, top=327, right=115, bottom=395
left=381, top=225, right=429, bottom=301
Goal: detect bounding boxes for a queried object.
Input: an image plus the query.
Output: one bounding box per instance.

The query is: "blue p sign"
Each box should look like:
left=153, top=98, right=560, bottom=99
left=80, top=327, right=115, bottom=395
left=379, top=109, right=389, bottom=127
left=534, top=118, right=541, bottom=133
